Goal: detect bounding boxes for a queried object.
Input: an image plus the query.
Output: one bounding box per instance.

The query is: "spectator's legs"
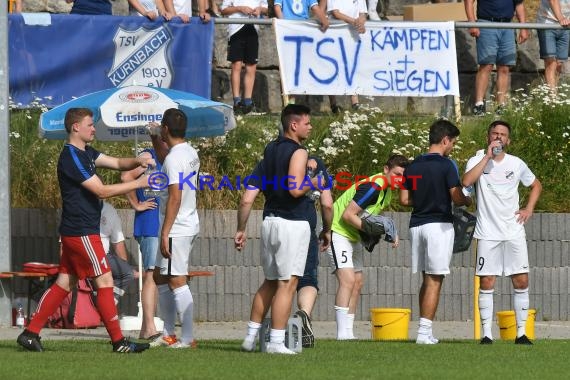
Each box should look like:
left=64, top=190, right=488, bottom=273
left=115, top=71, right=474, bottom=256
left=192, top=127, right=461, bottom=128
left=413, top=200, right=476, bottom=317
left=495, top=65, right=510, bottom=106
left=243, top=63, right=257, bottom=102
left=139, top=270, right=158, bottom=339
left=543, top=57, right=560, bottom=92
left=231, top=61, right=243, bottom=105
left=475, top=64, right=493, bottom=105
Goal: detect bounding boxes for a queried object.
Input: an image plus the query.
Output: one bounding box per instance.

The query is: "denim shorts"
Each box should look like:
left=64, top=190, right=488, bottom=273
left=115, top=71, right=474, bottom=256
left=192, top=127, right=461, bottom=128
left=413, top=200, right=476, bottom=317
left=476, top=21, right=517, bottom=66
left=136, top=236, right=159, bottom=270
left=538, top=28, right=570, bottom=60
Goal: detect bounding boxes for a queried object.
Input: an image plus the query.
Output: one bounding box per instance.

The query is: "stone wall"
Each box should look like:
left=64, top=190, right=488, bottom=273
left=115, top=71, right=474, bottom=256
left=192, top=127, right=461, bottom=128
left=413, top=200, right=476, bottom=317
left=9, top=209, right=570, bottom=322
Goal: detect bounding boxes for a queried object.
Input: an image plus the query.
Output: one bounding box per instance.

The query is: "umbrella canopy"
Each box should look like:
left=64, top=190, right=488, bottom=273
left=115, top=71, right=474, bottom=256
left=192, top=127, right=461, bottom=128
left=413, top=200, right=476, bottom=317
left=39, top=85, right=236, bottom=141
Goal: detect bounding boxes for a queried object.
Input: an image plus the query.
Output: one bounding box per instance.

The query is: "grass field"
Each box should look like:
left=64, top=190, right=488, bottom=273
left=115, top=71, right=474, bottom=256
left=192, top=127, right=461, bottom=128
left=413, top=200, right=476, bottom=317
left=1, top=338, right=569, bottom=379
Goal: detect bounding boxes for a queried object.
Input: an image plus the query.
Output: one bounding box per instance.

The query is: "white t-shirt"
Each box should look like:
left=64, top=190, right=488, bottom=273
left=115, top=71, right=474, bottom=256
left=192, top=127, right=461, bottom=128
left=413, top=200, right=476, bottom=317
left=100, top=202, right=125, bottom=254
left=465, top=150, right=536, bottom=241
left=173, top=0, right=192, bottom=15
left=221, top=0, right=269, bottom=38
left=159, top=142, right=200, bottom=237
left=327, top=0, right=367, bottom=19
left=536, top=0, right=570, bottom=24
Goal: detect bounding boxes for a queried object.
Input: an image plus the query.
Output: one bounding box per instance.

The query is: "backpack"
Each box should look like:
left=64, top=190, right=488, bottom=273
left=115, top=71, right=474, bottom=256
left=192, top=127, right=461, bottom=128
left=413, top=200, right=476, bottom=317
left=47, top=279, right=101, bottom=329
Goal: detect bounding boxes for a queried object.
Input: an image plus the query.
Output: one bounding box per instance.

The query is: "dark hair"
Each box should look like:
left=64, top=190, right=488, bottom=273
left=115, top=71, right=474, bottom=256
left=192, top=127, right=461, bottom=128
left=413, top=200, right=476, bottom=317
left=429, top=119, right=460, bottom=145
left=487, top=120, right=511, bottom=136
left=385, top=154, right=410, bottom=169
left=280, top=104, right=311, bottom=132
left=64, top=108, right=93, bottom=133
left=162, top=108, right=187, bottom=138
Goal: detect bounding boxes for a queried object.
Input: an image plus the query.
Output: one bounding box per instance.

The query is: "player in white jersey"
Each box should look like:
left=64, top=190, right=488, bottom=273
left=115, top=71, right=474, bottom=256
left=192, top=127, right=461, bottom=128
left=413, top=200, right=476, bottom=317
left=463, top=120, right=542, bottom=345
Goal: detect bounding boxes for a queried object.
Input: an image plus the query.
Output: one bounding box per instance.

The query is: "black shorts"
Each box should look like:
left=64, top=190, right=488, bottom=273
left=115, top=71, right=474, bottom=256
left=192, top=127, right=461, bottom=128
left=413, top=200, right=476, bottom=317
left=227, top=24, right=259, bottom=64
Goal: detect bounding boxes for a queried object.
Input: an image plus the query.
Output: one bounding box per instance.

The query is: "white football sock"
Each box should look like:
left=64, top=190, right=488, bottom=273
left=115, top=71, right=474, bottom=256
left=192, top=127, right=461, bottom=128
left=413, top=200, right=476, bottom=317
left=334, top=305, right=349, bottom=339
left=158, top=284, right=176, bottom=337
left=418, top=317, right=432, bottom=338
left=514, top=287, right=529, bottom=338
left=173, top=284, right=194, bottom=345
left=479, top=288, right=494, bottom=339
left=269, top=328, right=286, bottom=344
left=346, top=313, right=355, bottom=338
left=246, top=320, right=262, bottom=340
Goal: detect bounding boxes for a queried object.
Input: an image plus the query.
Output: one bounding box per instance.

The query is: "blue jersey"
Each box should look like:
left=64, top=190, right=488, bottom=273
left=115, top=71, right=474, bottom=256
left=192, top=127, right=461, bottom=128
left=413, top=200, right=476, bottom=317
left=249, top=155, right=331, bottom=230
left=477, top=0, right=523, bottom=20
left=57, top=144, right=102, bottom=236
left=275, top=0, right=319, bottom=20
left=70, top=0, right=112, bottom=15
left=403, top=153, right=461, bottom=228
left=134, top=149, right=161, bottom=238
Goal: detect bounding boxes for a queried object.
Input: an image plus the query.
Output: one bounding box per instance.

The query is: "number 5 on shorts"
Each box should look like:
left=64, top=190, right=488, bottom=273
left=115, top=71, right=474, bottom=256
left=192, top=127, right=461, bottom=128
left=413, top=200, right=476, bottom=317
left=341, top=251, right=348, bottom=264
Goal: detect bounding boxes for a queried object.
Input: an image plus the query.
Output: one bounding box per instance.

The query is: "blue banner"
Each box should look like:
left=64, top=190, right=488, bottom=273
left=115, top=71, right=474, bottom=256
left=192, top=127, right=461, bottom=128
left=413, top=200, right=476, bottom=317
left=9, top=14, right=214, bottom=107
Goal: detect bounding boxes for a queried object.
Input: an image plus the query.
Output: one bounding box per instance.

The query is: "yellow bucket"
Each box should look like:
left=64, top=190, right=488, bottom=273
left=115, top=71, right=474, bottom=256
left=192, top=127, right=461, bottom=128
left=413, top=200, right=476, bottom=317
left=496, top=309, right=536, bottom=340
left=370, top=308, right=411, bottom=340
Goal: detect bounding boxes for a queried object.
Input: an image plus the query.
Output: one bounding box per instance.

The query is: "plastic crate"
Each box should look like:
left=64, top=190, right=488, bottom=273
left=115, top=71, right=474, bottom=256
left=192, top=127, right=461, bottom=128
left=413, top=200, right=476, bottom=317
left=452, top=208, right=477, bottom=253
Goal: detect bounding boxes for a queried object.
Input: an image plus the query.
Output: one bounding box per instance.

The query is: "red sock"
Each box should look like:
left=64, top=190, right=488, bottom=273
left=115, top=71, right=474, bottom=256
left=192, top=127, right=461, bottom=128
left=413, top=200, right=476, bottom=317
left=96, top=287, right=123, bottom=343
left=27, top=283, right=69, bottom=335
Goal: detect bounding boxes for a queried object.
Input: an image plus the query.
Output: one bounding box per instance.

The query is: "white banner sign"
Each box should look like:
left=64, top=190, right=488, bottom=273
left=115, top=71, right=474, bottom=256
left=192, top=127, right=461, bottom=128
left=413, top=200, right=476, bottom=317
left=274, top=19, right=459, bottom=97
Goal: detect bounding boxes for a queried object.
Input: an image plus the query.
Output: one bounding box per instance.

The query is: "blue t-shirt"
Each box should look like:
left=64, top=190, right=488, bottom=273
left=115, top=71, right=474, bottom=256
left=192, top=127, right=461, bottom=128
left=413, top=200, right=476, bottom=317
left=70, top=0, right=112, bottom=15
left=403, top=153, right=461, bottom=228
left=275, top=0, right=319, bottom=20
left=57, top=144, right=102, bottom=236
left=134, top=149, right=161, bottom=238
left=477, top=0, right=523, bottom=20
left=249, top=155, right=331, bottom=230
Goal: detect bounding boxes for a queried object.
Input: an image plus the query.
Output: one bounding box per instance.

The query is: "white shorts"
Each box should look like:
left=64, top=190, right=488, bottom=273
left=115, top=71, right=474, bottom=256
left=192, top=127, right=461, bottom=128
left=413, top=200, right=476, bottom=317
left=476, top=238, right=529, bottom=277
left=410, top=223, right=454, bottom=275
left=327, top=232, right=363, bottom=272
left=156, top=235, right=196, bottom=276
left=261, top=216, right=310, bottom=280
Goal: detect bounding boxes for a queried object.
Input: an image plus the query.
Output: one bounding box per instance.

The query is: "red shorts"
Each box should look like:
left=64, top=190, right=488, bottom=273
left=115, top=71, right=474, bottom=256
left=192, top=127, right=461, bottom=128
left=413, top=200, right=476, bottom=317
left=59, top=235, right=111, bottom=279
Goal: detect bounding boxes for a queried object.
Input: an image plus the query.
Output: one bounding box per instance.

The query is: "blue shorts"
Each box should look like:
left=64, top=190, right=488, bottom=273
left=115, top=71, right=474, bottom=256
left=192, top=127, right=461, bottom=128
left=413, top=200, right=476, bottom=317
left=297, top=232, right=319, bottom=291
left=476, top=22, right=517, bottom=66
left=538, top=28, right=570, bottom=60
left=136, top=236, right=159, bottom=271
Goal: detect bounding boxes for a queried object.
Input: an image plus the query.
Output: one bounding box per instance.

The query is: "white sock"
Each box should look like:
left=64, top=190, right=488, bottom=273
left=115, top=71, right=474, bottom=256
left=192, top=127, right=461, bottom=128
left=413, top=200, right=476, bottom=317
left=158, top=284, right=176, bottom=337
left=479, top=289, right=494, bottom=339
left=475, top=101, right=484, bottom=106
left=346, top=313, right=355, bottom=338
left=514, top=287, right=529, bottom=338
left=246, top=320, right=261, bottom=341
left=418, top=317, right=432, bottom=338
left=173, top=284, right=193, bottom=344
left=269, top=328, right=286, bottom=344
left=334, top=305, right=349, bottom=339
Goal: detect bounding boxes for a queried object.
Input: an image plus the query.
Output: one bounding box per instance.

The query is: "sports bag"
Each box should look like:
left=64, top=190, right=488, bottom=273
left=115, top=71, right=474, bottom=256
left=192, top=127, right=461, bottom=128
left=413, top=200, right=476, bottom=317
left=47, top=279, right=101, bottom=329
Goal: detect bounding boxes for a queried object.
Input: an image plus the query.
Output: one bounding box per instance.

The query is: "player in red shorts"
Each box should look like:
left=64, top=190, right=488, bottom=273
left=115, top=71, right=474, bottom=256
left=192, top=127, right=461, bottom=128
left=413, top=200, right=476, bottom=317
left=17, top=108, right=154, bottom=353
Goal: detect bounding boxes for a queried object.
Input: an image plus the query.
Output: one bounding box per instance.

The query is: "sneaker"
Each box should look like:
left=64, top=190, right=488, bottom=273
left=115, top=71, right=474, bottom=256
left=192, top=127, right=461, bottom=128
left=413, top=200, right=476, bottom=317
left=495, top=104, right=506, bottom=115
left=295, top=310, right=315, bottom=348
left=472, top=103, right=486, bottom=116
left=331, top=104, right=342, bottom=115
left=150, top=334, right=178, bottom=347
left=233, top=102, right=244, bottom=115
left=416, top=335, right=437, bottom=345
left=112, top=338, right=150, bottom=353
left=241, top=337, right=256, bottom=352
left=514, top=334, right=533, bottom=345
left=265, top=342, right=296, bottom=355
left=351, top=103, right=361, bottom=111
left=241, top=102, right=255, bottom=115
left=169, top=340, right=197, bottom=349
left=480, top=336, right=493, bottom=345
left=17, top=330, right=44, bottom=352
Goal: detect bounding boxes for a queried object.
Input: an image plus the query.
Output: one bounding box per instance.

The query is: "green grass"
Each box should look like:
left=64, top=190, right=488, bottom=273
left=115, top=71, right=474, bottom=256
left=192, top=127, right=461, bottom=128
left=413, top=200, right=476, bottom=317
left=1, top=339, right=570, bottom=379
